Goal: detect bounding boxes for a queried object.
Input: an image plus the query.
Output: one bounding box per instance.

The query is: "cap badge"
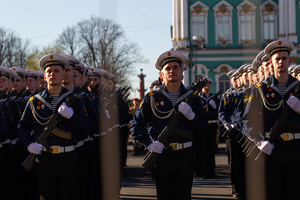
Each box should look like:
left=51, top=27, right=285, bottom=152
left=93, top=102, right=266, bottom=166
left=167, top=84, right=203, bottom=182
left=13, top=68, right=16, bottom=71
left=50, top=55, right=54, bottom=59
left=167, top=52, right=171, bottom=56
left=278, top=41, right=282, bottom=45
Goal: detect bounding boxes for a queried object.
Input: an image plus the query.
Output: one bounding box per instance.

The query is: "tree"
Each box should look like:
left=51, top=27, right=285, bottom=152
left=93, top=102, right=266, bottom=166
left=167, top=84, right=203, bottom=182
left=56, top=16, right=146, bottom=85
left=26, top=44, right=65, bottom=70
left=56, top=26, right=79, bottom=57
left=0, top=27, right=30, bottom=68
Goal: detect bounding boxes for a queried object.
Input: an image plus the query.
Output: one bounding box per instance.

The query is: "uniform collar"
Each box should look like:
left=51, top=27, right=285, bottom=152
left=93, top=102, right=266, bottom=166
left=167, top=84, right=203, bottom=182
left=269, top=74, right=299, bottom=95
left=39, top=87, right=70, bottom=102
left=160, top=83, right=192, bottom=105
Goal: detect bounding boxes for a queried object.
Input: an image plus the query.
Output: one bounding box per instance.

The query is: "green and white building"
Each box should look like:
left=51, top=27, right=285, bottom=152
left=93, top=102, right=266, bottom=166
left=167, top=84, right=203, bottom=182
left=172, top=0, right=300, bottom=93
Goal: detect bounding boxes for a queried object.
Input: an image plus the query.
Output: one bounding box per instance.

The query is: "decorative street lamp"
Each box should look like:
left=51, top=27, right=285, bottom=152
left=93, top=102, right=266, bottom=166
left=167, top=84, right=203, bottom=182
left=192, top=35, right=205, bottom=82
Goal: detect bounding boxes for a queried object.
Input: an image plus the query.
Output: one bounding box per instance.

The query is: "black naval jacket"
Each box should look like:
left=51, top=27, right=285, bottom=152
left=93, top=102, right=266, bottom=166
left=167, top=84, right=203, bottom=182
left=199, top=92, right=220, bottom=120
left=131, top=83, right=207, bottom=148
left=18, top=87, right=89, bottom=149
left=242, top=74, right=300, bottom=144
left=0, top=104, right=9, bottom=143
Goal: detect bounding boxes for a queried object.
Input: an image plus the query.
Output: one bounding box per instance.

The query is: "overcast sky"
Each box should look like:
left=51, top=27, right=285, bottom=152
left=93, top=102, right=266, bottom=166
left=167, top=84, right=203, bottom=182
left=1, top=0, right=173, bottom=98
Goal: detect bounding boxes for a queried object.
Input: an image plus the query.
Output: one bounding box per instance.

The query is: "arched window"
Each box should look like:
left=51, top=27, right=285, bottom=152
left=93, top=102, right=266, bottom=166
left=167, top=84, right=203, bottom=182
left=259, top=1, right=278, bottom=42
left=237, top=0, right=257, bottom=45
left=213, top=0, right=233, bottom=46
left=219, top=75, right=230, bottom=93
left=190, top=1, right=209, bottom=41
left=213, top=64, right=234, bottom=92
left=193, top=63, right=209, bottom=83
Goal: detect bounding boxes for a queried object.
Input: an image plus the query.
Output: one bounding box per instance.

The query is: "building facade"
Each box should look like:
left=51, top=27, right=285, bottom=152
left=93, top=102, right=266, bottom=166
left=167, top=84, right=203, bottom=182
left=172, top=0, right=300, bottom=93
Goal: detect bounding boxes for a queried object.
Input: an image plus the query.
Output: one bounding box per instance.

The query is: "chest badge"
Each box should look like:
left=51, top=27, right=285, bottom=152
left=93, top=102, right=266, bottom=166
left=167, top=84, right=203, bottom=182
left=155, top=102, right=159, bottom=106
left=266, top=94, right=270, bottom=98
left=271, top=93, right=275, bottom=98
left=41, top=104, right=45, bottom=109
left=37, top=105, right=40, bottom=109
left=160, top=101, right=164, bottom=106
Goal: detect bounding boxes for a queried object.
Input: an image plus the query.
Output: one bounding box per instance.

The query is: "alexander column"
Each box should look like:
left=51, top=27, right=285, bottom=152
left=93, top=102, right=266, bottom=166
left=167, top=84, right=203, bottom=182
left=138, top=68, right=146, bottom=99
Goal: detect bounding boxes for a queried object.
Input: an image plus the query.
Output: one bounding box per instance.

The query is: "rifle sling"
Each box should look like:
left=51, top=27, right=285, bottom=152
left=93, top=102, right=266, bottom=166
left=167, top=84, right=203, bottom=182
left=52, top=127, right=72, bottom=140
left=172, top=128, right=193, bottom=139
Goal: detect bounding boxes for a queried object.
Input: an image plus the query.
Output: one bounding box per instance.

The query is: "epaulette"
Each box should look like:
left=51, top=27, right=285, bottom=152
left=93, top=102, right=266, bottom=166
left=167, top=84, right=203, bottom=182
left=149, top=91, right=154, bottom=96
left=256, top=82, right=261, bottom=88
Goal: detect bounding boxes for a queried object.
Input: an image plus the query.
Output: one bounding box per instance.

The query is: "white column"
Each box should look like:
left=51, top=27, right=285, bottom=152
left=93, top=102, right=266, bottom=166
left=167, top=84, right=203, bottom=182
left=278, top=0, right=286, bottom=39
left=183, top=68, right=190, bottom=86
left=180, top=0, right=189, bottom=48
left=172, top=0, right=178, bottom=48
left=288, top=0, right=297, bottom=42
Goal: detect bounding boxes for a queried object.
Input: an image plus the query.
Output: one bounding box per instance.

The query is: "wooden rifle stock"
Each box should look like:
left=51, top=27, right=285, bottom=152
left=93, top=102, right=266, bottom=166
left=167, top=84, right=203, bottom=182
left=142, top=78, right=208, bottom=171
left=21, top=81, right=89, bottom=171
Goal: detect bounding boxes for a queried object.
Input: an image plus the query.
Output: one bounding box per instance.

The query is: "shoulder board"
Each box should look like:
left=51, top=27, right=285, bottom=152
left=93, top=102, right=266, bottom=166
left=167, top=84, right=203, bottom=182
left=148, top=91, right=154, bottom=96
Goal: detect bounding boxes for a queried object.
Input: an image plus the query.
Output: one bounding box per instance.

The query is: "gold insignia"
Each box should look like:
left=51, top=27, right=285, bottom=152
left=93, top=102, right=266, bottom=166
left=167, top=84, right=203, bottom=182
left=248, top=95, right=253, bottom=103
left=50, top=55, right=54, bottom=59
left=149, top=91, right=154, bottom=96
left=167, top=51, right=171, bottom=56
left=278, top=41, right=282, bottom=45
left=156, top=102, right=159, bottom=106
left=139, top=100, right=144, bottom=109
left=30, top=97, right=34, bottom=101
left=256, top=83, right=261, bottom=87
left=160, top=101, right=164, bottom=106
left=13, top=68, right=16, bottom=71
left=41, top=104, right=45, bottom=109
left=224, top=101, right=227, bottom=106
left=37, top=106, right=40, bottom=109
left=266, top=94, right=270, bottom=98
left=271, top=93, right=275, bottom=98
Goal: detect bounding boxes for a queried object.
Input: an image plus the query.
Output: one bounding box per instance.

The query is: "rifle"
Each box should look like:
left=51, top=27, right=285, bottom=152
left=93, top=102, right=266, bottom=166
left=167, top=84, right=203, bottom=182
left=84, top=82, right=99, bottom=101
left=18, top=89, right=29, bottom=103
left=1, top=89, right=17, bottom=106
left=142, top=78, right=208, bottom=171
left=90, top=84, right=104, bottom=101
left=21, top=81, right=89, bottom=171
left=119, top=86, right=131, bottom=101
left=254, top=86, right=300, bottom=160
left=8, top=88, right=25, bottom=105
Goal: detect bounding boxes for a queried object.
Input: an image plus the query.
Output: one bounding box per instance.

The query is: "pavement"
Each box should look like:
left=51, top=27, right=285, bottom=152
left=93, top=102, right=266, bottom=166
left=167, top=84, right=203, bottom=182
left=120, top=140, right=236, bottom=200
